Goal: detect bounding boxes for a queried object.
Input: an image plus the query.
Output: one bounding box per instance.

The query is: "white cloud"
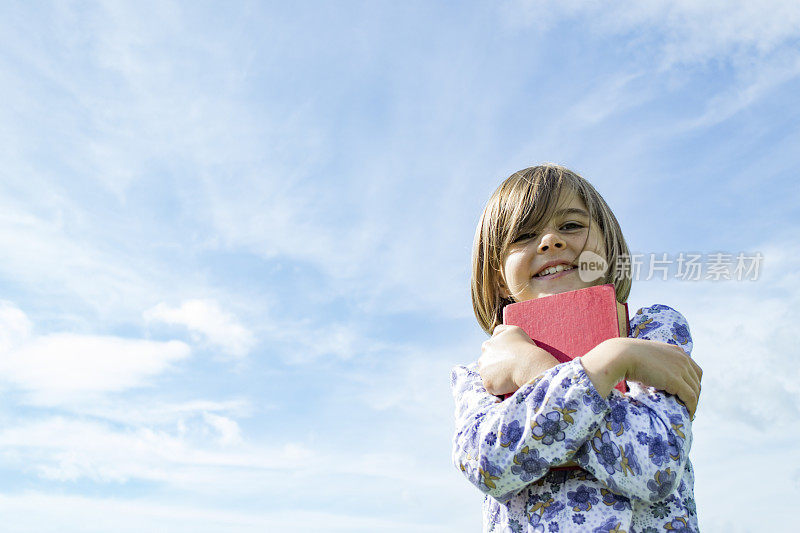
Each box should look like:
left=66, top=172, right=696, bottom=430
left=201, top=412, right=242, bottom=446
left=0, top=302, right=191, bottom=404
left=1, top=334, right=190, bottom=402
left=0, top=300, right=33, bottom=352
left=144, top=299, right=255, bottom=359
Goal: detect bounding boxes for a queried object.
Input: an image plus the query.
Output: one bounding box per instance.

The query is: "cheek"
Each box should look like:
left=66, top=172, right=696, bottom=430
left=502, top=253, right=528, bottom=282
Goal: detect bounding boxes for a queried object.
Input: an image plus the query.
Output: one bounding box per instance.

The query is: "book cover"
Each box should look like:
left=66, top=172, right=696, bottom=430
left=501, top=283, right=630, bottom=397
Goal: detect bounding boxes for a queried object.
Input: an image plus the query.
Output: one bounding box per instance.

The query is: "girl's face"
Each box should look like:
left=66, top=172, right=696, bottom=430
left=499, top=190, right=607, bottom=302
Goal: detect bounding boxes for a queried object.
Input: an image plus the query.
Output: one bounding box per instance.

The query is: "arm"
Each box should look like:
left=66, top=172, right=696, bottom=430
left=567, top=305, right=697, bottom=503
left=451, top=357, right=612, bottom=503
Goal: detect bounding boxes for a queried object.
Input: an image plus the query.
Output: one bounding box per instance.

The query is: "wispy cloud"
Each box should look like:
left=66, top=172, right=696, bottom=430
left=76, top=398, right=256, bottom=427
left=0, top=416, right=284, bottom=485
left=0, top=491, right=455, bottom=533
left=505, top=0, right=800, bottom=137
left=678, top=50, right=800, bottom=130
left=507, top=0, right=800, bottom=68
left=144, top=299, right=255, bottom=359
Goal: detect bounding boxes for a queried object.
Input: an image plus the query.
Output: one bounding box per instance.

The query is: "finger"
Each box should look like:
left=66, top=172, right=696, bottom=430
left=687, top=359, right=701, bottom=381
left=686, top=363, right=702, bottom=393
left=675, top=392, right=696, bottom=420
left=669, top=344, right=702, bottom=385
left=690, top=359, right=703, bottom=383
left=679, top=386, right=698, bottom=419
left=683, top=368, right=701, bottom=398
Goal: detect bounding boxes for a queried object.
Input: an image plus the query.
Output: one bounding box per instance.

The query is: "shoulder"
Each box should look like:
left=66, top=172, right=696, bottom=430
left=630, top=304, right=688, bottom=327
left=629, top=304, right=693, bottom=356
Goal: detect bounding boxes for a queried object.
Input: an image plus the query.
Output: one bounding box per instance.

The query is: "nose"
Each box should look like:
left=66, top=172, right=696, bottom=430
left=538, top=230, right=565, bottom=253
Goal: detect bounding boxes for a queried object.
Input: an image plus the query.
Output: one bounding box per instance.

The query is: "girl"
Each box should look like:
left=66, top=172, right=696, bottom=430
left=451, top=165, right=703, bottom=532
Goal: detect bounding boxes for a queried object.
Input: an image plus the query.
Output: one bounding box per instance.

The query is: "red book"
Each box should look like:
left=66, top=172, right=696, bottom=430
left=502, top=283, right=630, bottom=398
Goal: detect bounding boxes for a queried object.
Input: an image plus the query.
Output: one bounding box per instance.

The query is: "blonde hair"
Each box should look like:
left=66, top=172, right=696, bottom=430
left=470, top=164, right=632, bottom=336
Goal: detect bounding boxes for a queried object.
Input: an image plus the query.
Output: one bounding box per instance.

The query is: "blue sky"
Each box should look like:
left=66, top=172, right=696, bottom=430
left=0, top=1, right=798, bottom=531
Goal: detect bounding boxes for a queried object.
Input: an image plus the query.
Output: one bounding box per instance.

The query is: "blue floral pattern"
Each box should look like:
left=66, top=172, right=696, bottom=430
left=451, top=305, right=698, bottom=532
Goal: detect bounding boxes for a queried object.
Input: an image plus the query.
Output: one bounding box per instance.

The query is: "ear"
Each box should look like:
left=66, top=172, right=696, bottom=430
left=497, top=276, right=511, bottom=300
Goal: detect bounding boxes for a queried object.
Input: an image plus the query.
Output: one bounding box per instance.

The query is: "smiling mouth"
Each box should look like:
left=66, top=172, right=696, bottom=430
left=534, top=266, right=576, bottom=280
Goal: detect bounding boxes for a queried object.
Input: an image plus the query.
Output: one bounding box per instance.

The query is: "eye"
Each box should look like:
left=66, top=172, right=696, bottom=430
left=513, top=232, right=536, bottom=243
left=513, top=222, right=584, bottom=243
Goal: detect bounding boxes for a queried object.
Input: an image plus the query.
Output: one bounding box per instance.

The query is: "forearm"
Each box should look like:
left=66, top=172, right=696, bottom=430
left=579, top=338, right=629, bottom=398
left=510, top=346, right=561, bottom=392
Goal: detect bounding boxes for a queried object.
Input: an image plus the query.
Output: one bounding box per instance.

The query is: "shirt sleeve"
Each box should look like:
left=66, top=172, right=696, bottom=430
left=450, top=357, right=611, bottom=503
left=568, top=304, right=695, bottom=503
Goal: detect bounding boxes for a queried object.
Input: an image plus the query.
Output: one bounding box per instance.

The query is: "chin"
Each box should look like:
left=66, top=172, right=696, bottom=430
left=534, top=283, right=586, bottom=298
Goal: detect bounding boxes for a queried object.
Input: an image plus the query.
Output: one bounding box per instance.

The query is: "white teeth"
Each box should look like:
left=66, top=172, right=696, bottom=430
left=536, top=264, right=574, bottom=277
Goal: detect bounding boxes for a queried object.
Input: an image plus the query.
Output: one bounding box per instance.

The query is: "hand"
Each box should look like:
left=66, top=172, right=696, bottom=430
left=478, top=325, right=561, bottom=396
left=617, top=338, right=703, bottom=419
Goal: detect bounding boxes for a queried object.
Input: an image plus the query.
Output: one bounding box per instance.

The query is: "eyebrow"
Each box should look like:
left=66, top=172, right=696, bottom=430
left=554, top=207, right=590, bottom=218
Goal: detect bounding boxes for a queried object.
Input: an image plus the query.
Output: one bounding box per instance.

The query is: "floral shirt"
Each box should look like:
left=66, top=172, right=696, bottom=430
left=450, top=305, right=698, bottom=533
